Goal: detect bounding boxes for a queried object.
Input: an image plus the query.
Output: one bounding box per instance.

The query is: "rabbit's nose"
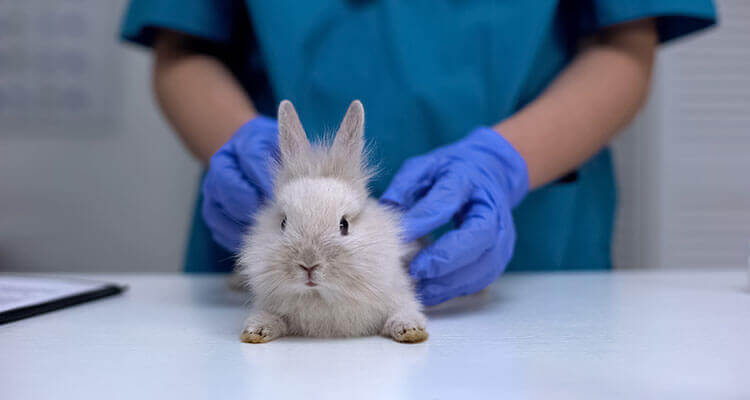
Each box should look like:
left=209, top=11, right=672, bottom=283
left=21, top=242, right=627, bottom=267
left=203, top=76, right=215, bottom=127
left=297, top=264, right=320, bottom=272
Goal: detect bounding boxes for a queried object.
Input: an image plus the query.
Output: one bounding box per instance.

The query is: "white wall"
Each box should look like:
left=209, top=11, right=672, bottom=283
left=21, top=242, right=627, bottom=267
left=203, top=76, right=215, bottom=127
left=612, top=0, right=750, bottom=269
left=0, top=1, right=200, bottom=272
left=1, top=0, right=747, bottom=273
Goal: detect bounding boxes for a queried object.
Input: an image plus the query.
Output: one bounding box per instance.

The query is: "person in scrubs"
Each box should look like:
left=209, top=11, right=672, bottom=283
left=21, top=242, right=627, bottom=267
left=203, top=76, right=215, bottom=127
left=121, top=1, right=716, bottom=305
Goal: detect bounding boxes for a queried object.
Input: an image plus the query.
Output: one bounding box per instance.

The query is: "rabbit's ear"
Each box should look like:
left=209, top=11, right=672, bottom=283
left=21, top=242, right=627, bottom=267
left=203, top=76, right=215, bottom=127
left=277, top=100, right=310, bottom=162
left=332, top=100, right=365, bottom=158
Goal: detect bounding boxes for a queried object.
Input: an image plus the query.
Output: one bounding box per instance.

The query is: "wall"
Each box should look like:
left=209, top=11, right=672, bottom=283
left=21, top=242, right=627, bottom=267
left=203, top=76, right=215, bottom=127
left=0, top=1, right=200, bottom=272
left=612, top=0, right=750, bottom=269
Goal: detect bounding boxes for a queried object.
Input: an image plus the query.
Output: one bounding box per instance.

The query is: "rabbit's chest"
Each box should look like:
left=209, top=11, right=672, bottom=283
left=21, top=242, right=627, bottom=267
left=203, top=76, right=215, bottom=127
left=285, top=299, right=388, bottom=337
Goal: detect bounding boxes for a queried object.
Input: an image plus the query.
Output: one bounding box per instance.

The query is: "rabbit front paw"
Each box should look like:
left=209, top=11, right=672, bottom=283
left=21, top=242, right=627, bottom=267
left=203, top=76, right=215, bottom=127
left=384, top=311, right=428, bottom=343
left=240, top=311, right=286, bottom=343
left=240, top=325, right=277, bottom=343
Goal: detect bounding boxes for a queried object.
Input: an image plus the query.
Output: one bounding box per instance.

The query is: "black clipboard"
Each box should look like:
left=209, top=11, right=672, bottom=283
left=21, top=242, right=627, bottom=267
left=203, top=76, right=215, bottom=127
left=0, top=275, right=127, bottom=325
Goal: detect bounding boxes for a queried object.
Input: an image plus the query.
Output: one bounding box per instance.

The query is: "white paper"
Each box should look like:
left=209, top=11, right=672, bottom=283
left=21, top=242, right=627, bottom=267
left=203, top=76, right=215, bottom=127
left=0, top=275, right=108, bottom=313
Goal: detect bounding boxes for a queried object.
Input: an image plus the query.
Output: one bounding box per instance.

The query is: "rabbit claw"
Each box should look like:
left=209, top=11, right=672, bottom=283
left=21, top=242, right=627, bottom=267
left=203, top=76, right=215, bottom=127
left=384, top=311, right=428, bottom=343
left=240, top=326, right=274, bottom=343
left=393, top=326, right=429, bottom=343
left=240, top=311, right=286, bottom=343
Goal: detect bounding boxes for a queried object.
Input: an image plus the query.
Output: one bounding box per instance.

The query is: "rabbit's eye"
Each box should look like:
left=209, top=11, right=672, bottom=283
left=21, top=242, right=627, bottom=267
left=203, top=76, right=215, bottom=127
left=281, top=216, right=287, bottom=231
left=339, top=217, right=349, bottom=236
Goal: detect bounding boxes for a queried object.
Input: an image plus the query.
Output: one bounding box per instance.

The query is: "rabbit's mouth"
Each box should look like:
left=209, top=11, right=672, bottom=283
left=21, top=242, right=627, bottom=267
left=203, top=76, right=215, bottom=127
left=305, top=280, right=318, bottom=287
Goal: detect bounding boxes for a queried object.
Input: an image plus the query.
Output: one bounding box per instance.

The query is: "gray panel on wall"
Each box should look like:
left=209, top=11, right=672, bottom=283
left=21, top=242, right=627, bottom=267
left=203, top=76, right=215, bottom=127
left=0, top=1, right=200, bottom=272
left=658, top=0, right=750, bottom=268
left=613, top=0, right=750, bottom=269
left=0, top=0, right=121, bottom=135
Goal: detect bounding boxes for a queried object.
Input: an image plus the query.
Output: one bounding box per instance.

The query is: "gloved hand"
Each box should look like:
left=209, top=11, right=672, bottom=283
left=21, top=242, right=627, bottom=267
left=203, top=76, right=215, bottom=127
left=202, top=116, right=279, bottom=252
left=381, top=127, right=529, bottom=306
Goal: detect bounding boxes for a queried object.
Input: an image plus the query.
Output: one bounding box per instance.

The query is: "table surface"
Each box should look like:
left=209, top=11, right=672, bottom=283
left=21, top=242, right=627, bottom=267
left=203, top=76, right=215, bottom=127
left=1, top=270, right=748, bottom=400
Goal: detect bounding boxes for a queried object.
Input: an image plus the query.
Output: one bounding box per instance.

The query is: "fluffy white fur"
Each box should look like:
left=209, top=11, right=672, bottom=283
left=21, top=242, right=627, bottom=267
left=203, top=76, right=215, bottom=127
left=238, top=100, right=427, bottom=343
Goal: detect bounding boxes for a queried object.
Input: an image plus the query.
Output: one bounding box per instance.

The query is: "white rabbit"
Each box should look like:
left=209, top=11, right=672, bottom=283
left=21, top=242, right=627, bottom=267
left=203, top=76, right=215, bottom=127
left=237, top=100, right=428, bottom=343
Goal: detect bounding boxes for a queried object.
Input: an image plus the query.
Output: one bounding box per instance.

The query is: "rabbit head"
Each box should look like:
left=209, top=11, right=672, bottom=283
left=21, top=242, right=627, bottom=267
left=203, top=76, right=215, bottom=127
left=239, top=100, right=403, bottom=306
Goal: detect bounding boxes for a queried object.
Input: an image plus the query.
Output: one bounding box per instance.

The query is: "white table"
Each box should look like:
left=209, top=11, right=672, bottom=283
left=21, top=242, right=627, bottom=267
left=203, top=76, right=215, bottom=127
left=1, top=271, right=748, bottom=400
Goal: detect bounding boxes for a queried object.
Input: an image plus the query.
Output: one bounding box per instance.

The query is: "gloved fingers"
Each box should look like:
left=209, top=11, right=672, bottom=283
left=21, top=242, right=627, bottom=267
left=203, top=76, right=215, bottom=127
left=235, top=135, right=278, bottom=197
left=201, top=198, right=245, bottom=252
left=206, top=150, right=263, bottom=224
left=239, top=154, right=275, bottom=198
left=415, top=205, right=516, bottom=306
left=409, top=195, right=497, bottom=279
left=380, top=155, right=438, bottom=210
left=416, top=239, right=508, bottom=306
left=399, top=171, right=473, bottom=242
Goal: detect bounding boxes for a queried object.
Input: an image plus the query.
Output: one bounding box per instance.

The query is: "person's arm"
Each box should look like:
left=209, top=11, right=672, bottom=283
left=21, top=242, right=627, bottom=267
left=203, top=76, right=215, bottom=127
left=153, top=30, right=258, bottom=164
left=496, top=19, right=658, bottom=189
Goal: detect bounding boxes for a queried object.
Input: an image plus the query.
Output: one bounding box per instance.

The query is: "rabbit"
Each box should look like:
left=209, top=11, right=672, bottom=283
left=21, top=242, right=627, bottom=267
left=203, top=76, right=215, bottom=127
left=237, top=99, right=428, bottom=344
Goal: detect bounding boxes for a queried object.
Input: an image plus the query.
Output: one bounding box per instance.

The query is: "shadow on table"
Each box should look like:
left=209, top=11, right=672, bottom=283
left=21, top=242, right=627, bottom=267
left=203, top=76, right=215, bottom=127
left=187, top=274, right=249, bottom=308
left=424, top=288, right=503, bottom=319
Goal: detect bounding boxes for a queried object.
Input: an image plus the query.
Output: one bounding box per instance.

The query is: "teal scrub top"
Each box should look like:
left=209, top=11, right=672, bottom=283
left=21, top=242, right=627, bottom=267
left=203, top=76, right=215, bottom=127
left=120, top=0, right=716, bottom=273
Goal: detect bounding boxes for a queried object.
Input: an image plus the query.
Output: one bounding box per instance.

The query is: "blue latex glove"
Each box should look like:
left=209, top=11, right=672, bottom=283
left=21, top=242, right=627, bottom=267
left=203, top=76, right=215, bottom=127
left=381, top=127, right=529, bottom=306
left=202, top=116, right=279, bottom=252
